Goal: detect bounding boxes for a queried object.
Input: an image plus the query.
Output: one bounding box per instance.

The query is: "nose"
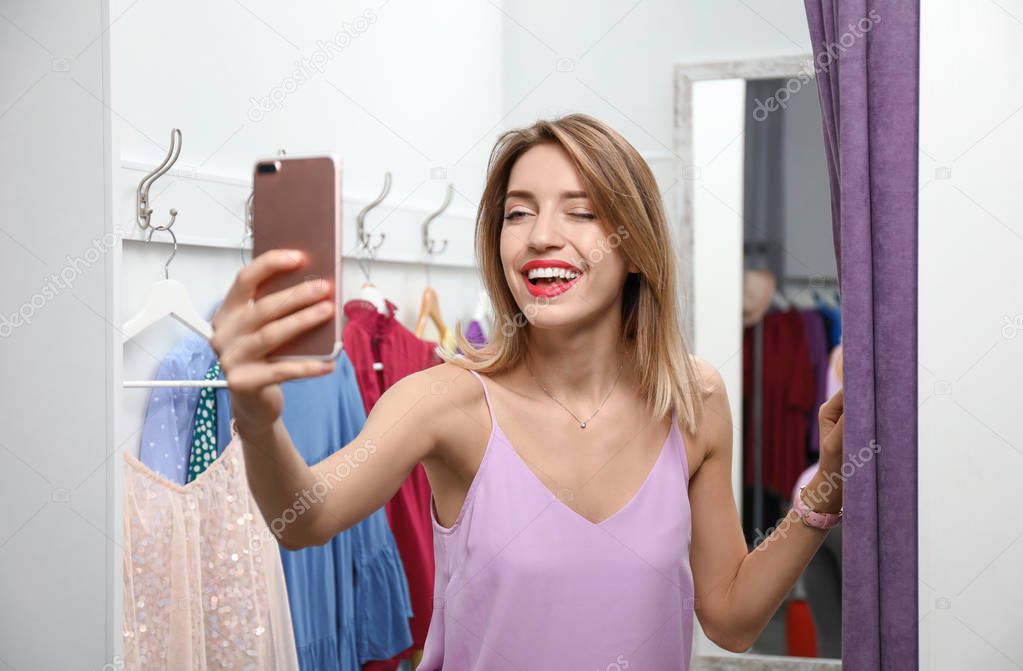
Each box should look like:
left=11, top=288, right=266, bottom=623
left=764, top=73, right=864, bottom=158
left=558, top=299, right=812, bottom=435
left=525, top=207, right=562, bottom=251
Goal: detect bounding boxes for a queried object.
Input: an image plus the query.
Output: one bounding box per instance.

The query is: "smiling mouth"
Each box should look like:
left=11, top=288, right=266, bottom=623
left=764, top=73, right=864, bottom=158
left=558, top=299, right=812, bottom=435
left=522, top=269, right=583, bottom=298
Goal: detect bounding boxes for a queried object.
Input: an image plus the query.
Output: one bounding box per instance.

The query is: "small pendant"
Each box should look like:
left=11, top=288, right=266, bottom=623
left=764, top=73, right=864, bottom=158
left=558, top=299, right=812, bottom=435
left=580, top=421, right=587, bottom=428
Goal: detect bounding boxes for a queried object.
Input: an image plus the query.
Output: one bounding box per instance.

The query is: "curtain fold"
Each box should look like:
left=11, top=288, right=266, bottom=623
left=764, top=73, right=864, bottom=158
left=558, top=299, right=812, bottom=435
left=802, top=1, right=919, bottom=669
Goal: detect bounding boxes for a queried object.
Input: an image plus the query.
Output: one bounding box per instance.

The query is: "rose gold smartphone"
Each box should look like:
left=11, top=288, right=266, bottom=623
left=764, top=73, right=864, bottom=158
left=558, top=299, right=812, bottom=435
left=251, top=155, right=343, bottom=361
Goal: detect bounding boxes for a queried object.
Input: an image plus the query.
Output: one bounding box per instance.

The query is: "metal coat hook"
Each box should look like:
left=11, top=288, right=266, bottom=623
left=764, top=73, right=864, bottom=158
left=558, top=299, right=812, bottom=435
left=355, top=172, right=390, bottom=279
left=241, top=191, right=254, bottom=265
left=147, top=222, right=179, bottom=279
left=422, top=183, right=452, bottom=257
left=245, top=191, right=255, bottom=232
left=137, top=128, right=183, bottom=231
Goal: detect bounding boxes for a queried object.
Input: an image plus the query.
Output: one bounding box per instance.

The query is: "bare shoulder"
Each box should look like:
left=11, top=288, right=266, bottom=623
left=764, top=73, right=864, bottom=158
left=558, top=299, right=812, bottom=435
left=685, top=354, right=733, bottom=464
left=376, top=361, right=492, bottom=459
left=688, top=353, right=726, bottom=399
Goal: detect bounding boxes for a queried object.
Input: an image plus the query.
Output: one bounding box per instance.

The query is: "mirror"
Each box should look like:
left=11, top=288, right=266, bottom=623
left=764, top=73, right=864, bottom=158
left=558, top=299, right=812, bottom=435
left=105, top=5, right=838, bottom=671
left=680, top=58, right=842, bottom=666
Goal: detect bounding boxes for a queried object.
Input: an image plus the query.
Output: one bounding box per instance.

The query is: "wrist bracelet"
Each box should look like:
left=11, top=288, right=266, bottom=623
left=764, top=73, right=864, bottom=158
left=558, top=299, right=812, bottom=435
left=792, top=484, right=843, bottom=531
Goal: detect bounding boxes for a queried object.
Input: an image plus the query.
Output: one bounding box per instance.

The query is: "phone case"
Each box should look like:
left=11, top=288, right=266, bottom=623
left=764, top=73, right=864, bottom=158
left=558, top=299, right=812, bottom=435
left=251, top=154, right=343, bottom=361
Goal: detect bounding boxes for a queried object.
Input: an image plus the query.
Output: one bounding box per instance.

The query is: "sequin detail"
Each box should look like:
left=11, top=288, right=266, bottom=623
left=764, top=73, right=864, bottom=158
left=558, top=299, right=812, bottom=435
left=123, top=423, right=299, bottom=669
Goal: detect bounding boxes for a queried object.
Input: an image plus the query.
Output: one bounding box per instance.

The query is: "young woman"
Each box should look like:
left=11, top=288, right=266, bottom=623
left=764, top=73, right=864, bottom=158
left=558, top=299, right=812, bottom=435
left=210, top=113, right=845, bottom=669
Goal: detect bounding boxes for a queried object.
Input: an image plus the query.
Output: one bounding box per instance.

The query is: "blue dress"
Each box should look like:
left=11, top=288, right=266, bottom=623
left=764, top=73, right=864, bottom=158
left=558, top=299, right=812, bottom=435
left=138, top=301, right=221, bottom=484
left=817, top=302, right=843, bottom=350
left=138, top=333, right=217, bottom=484
left=215, top=352, right=413, bottom=670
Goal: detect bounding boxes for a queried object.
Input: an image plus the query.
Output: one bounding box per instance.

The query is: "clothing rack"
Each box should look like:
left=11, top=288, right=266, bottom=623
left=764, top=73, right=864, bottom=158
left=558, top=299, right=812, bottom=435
left=749, top=273, right=839, bottom=538
left=780, top=274, right=840, bottom=288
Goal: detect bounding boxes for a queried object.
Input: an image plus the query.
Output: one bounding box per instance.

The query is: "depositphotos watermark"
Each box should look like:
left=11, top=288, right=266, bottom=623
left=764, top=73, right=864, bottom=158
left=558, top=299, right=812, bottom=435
left=499, top=223, right=632, bottom=337
left=247, top=9, right=378, bottom=122
left=1002, top=313, right=1023, bottom=339
left=249, top=438, right=379, bottom=551
left=751, top=439, right=881, bottom=549
left=750, top=8, right=882, bottom=122
left=594, top=655, right=631, bottom=671
left=1, top=223, right=127, bottom=338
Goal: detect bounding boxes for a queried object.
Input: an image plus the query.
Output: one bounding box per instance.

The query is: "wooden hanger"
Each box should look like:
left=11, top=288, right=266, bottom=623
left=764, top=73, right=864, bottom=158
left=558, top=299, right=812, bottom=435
left=415, top=186, right=453, bottom=342
left=415, top=286, right=448, bottom=339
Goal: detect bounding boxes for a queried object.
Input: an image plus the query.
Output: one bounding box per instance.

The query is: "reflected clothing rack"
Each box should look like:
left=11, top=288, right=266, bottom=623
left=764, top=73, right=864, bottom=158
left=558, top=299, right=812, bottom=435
left=747, top=273, right=839, bottom=537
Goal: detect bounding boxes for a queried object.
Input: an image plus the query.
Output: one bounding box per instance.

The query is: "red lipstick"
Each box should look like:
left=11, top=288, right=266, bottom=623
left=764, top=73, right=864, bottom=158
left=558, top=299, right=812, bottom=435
left=519, top=259, right=584, bottom=298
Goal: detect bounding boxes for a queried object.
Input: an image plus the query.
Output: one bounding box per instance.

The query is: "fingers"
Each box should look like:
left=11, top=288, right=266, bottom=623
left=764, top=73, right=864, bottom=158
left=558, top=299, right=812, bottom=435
left=819, top=387, right=844, bottom=424
left=225, top=357, right=337, bottom=394
left=221, top=249, right=307, bottom=313
left=248, top=276, right=333, bottom=332
left=220, top=299, right=335, bottom=365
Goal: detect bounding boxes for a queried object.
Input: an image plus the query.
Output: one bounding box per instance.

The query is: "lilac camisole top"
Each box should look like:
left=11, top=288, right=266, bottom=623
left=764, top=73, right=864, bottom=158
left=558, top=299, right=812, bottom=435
left=419, top=369, right=696, bottom=670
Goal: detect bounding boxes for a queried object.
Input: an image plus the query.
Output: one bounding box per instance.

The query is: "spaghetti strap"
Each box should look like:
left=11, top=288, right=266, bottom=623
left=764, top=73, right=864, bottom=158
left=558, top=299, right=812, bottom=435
left=466, top=369, right=497, bottom=429
left=671, top=407, right=690, bottom=483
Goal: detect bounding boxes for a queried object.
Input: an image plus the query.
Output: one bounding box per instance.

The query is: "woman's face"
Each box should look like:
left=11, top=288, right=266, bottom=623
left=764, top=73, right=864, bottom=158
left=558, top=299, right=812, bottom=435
left=500, top=143, right=635, bottom=332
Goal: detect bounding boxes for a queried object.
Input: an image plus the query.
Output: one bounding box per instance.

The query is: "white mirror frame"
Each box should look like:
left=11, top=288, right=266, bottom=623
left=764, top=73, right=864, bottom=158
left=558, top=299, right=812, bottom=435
left=672, top=54, right=814, bottom=343
left=674, top=56, right=841, bottom=670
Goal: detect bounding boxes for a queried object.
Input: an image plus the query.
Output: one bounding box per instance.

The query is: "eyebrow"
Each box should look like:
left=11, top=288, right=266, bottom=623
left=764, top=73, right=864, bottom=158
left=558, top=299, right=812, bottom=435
left=504, top=189, right=590, bottom=202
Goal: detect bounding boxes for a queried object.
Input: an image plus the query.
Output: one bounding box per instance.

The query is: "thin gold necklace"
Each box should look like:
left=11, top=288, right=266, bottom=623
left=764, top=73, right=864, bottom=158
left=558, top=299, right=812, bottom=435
left=524, top=357, right=625, bottom=429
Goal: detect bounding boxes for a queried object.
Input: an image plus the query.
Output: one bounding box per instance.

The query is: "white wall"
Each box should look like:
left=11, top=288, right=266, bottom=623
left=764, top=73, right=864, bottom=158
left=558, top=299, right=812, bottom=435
left=111, top=0, right=507, bottom=458
left=501, top=0, right=814, bottom=211
left=918, top=2, right=1023, bottom=669
left=0, top=0, right=829, bottom=665
left=0, top=1, right=115, bottom=668
left=781, top=81, right=836, bottom=280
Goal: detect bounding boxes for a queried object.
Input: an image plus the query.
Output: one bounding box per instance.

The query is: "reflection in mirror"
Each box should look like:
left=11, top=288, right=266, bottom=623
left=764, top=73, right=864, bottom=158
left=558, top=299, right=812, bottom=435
left=685, top=60, right=841, bottom=667
left=3, top=0, right=870, bottom=666
left=740, top=75, right=841, bottom=659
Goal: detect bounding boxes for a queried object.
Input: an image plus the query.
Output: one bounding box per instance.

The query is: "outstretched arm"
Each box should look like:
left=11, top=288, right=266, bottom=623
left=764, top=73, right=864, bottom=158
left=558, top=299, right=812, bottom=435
left=211, top=249, right=442, bottom=550
left=688, top=359, right=844, bottom=652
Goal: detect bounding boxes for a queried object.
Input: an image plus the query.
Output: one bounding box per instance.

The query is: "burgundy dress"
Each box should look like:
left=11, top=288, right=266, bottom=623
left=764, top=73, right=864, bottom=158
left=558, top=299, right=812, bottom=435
left=342, top=298, right=443, bottom=668
left=742, top=309, right=816, bottom=499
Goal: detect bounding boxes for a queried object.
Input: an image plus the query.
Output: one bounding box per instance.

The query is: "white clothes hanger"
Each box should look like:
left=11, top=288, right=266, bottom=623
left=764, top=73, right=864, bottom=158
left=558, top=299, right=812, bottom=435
left=813, top=285, right=841, bottom=310
left=122, top=228, right=224, bottom=388
left=122, top=129, right=225, bottom=389
left=121, top=231, right=213, bottom=342
left=770, top=285, right=791, bottom=311
left=358, top=282, right=388, bottom=314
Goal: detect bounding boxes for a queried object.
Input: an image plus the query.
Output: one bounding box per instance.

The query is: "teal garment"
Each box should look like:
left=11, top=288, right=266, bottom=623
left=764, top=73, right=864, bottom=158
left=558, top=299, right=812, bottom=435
left=185, top=360, right=222, bottom=483
left=139, top=300, right=221, bottom=485
left=215, top=352, right=413, bottom=669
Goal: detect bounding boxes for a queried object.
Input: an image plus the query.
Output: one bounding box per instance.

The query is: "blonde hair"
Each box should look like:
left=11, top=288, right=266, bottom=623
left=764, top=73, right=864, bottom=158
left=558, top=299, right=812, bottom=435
left=440, top=113, right=705, bottom=435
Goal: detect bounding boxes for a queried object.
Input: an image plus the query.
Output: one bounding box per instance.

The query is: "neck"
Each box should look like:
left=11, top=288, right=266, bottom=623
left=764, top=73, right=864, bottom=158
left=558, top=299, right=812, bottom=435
left=521, top=314, right=634, bottom=407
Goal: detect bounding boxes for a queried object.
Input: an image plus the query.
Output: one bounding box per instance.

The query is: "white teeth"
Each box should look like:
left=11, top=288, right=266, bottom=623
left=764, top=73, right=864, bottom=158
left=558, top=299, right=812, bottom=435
left=527, top=267, right=580, bottom=281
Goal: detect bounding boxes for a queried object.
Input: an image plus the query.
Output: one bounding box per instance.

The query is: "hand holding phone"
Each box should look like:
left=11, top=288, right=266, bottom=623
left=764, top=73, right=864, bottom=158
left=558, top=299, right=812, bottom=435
left=209, top=249, right=337, bottom=430
left=250, top=155, right=343, bottom=361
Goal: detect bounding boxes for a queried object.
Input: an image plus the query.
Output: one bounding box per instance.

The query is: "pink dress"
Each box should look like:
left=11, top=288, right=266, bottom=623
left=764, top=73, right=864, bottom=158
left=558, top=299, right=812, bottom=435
left=123, top=421, right=299, bottom=670
left=419, top=369, right=696, bottom=670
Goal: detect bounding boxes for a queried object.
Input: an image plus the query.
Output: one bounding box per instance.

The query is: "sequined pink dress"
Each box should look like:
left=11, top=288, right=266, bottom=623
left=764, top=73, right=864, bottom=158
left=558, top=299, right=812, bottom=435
left=123, top=422, right=300, bottom=670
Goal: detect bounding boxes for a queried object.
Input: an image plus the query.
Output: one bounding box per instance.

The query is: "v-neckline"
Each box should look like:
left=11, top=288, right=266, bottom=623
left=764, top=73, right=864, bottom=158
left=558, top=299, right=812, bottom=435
left=124, top=419, right=241, bottom=493
left=492, top=414, right=677, bottom=527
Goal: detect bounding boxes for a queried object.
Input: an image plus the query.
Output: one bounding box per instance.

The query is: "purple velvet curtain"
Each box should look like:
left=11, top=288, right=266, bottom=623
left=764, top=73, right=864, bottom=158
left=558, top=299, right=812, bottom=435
left=802, top=1, right=919, bottom=669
